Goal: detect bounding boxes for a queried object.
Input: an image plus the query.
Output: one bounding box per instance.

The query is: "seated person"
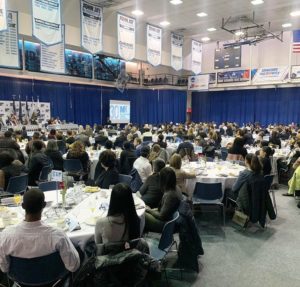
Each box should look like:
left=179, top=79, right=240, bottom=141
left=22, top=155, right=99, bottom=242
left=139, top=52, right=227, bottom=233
left=269, top=131, right=281, bottom=148
left=284, top=158, right=300, bottom=197
left=25, top=132, right=45, bottom=155
left=95, top=150, right=119, bottom=189
left=95, top=183, right=140, bottom=244
left=154, top=134, right=167, bottom=149
left=148, top=144, right=162, bottom=163
left=45, top=140, right=64, bottom=171
left=114, top=132, right=127, bottom=149
left=0, top=188, right=80, bottom=274
left=120, top=141, right=136, bottom=175
left=139, top=159, right=165, bottom=208
left=65, top=130, right=75, bottom=146
left=176, top=135, right=194, bottom=155
left=0, top=131, right=24, bottom=163
left=145, top=167, right=182, bottom=233
left=56, top=133, right=67, bottom=154
left=104, top=140, right=114, bottom=150
left=66, top=141, right=90, bottom=181
left=28, top=141, right=51, bottom=186
left=259, top=146, right=274, bottom=176
left=47, top=129, right=57, bottom=140
left=0, top=152, right=24, bottom=190
left=133, top=146, right=152, bottom=183
left=228, top=137, right=247, bottom=160
left=169, top=153, right=196, bottom=198
left=227, top=153, right=262, bottom=200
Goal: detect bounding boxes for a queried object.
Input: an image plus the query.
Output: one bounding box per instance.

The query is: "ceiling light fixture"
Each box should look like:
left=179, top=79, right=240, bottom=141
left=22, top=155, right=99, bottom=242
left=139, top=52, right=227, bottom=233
left=197, top=12, right=208, bottom=17
left=290, top=10, right=300, bottom=17
left=207, top=27, right=217, bottom=32
left=160, top=21, right=170, bottom=26
left=201, top=37, right=210, bottom=42
left=132, top=10, right=144, bottom=16
left=235, top=31, right=244, bottom=36
left=282, top=23, right=292, bottom=28
left=170, top=0, right=183, bottom=5
left=251, top=0, right=264, bottom=5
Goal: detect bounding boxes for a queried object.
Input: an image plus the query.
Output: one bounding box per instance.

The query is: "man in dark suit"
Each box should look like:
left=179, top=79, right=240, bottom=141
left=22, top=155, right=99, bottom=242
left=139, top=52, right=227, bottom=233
left=114, top=131, right=127, bottom=149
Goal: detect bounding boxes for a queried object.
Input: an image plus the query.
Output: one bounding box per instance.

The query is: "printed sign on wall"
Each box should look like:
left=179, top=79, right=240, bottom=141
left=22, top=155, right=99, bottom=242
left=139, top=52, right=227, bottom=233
left=32, top=0, right=62, bottom=45
left=81, top=0, right=103, bottom=54
left=117, top=14, right=136, bottom=61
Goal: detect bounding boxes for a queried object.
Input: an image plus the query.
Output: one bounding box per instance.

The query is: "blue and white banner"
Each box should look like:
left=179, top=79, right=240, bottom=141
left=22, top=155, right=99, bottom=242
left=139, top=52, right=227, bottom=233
left=117, top=14, right=135, bottom=61
left=0, top=11, right=19, bottom=68
left=81, top=0, right=103, bottom=54
left=191, top=40, right=202, bottom=75
left=147, top=24, right=162, bottom=66
left=171, top=33, right=183, bottom=71
left=40, top=25, right=65, bottom=74
left=32, top=0, right=62, bottom=45
left=0, top=0, right=7, bottom=31
left=188, top=74, right=209, bottom=91
left=252, top=67, right=289, bottom=83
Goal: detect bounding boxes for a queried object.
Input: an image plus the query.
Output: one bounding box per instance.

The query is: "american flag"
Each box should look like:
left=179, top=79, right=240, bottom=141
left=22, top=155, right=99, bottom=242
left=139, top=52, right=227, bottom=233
left=293, top=30, right=300, bottom=53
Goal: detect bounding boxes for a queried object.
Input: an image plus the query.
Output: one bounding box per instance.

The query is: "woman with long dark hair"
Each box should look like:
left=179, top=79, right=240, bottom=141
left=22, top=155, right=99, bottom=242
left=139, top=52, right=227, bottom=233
left=144, top=167, right=182, bottom=233
left=95, top=183, right=140, bottom=243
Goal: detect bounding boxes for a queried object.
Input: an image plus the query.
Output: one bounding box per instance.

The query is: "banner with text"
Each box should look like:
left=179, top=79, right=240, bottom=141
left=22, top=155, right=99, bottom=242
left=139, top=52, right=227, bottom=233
left=0, top=0, right=7, bottom=31
left=217, top=70, right=250, bottom=83
left=147, top=24, right=162, bottom=66
left=171, top=33, right=183, bottom=71
left=32, top=0, right=62, bottom=45
left=291, top=65, right=300, bottom=80
left=252, top=67, right=289, bottom=83
left=191, top=40, right=202, bottom=75
left=0, top=11, right=19, bottom=68
left=41, top=26, right=65, bottom=74
left=117, top=14, right=135, bottom=61
left=81, top=0, right=103, bottom=54
left=188, top=74, right=209, bottom=91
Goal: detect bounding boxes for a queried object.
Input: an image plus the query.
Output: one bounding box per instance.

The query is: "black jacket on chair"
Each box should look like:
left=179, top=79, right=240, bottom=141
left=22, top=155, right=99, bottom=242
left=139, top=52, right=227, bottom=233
left=45, top=150, right=64, bottom=171
left=28, top=152, right=51, bottom=185
left=95, top=168, right=119, bottom=189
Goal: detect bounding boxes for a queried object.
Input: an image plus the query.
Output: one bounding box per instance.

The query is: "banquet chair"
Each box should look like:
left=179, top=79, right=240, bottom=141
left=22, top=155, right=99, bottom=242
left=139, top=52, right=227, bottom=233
left=143, top=136, right=153, bottom=142
left=193, top=182, right=225, bottom=226
left=264, top=174, right=277, bottom=215
left=37, top=165, right=52, bottom=184
left=118, top=174, right=132, bottom=186
left=63, top=159, right=87, bottom=181
left=146, top=212, right=181, bottom=285
left=2, top=174, right=28, bottom=196
left=39, top=181, right=58, bottom=192
left=8, top=252, right=70, bottom=287
left=220, top=147, right=228, bottom=161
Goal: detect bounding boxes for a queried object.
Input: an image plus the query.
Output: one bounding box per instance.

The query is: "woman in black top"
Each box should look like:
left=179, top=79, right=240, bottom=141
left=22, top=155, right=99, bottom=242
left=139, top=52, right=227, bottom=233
left=119, top=141, right=136, bottom=175
left=95, top=150, right=119, bottom=189
left=66, top=141, right=90, bottom=180
left=259, top=146, right=274, bottom=176
left=228, top=137, right=248, bottom=159
left=45, top=140, right=64, bottom=171
left=140, top=159, right=165, bottom=208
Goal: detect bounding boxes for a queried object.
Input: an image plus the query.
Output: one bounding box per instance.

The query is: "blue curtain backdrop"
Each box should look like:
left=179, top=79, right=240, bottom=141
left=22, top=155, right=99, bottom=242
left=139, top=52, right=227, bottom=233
left=0, top=76, right=186, bottom=126
left=191, top=88, right=300, bottom=125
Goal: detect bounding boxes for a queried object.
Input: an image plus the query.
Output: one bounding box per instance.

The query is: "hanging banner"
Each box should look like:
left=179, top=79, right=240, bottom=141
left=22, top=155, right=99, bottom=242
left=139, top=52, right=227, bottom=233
left=32, top=0, right=62, bottom=45
left=40, top=26, right=65, bottom=74
left=252, top=67, right=289, bottom=83
left=0, top=0, right=7, bottom=31
left=147, top=24, right=162, bottom=66
left=171, top=33, right=183, bottom=71
left=0, top=11, right=19, bottom=68
left=191, top=40, right=202, bottom=75
left=117, top=13, right=135, bottom=61
left=81, top=0, right=103, bottom=54
left=188, top=74, right=209, bottom=91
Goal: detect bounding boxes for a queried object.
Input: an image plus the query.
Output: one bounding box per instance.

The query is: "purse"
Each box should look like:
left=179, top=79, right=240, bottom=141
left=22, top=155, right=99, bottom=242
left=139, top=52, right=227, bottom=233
left=232, top=210, right=249, bottom=228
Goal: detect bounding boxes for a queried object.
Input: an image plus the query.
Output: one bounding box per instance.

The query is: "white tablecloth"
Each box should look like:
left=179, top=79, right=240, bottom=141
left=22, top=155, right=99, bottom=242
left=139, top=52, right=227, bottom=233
left=182, top=161, right=245, bottom=198
left=1, top=189, right=145, bottom=250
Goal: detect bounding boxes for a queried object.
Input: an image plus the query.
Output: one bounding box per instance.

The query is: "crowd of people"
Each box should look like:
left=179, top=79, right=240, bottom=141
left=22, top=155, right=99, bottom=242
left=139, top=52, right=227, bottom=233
left=0, top=120, right=299, bottom=284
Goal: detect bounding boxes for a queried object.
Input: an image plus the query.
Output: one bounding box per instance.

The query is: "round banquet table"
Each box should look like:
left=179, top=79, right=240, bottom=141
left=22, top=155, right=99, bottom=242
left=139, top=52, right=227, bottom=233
left=182, top=161, right=246, bottom=198
left=0, top=188, right=145, bottom=250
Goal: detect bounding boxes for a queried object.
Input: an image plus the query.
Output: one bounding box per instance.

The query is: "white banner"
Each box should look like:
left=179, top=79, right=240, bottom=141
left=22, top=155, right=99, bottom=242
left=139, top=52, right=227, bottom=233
left=252, top=67, right=289, bottom=83
left=188, top=74, right=209, bottom=91
left=32, top=0, right=62, bottom=45
left=0, top=0, right=7, bottom=31
left=171, top=33, right=183, bottom=71
left=0, top=11, right=19, bottom=68
left=40, top=26, right=65, bottom=74
left=117, top=14, right=135, bottom=61
left=290, top=65, right=300, bottom=80
left=147, top=24, right=162, bottom=66
left=81, top=0, right=103, bottom=54
left=191, top=40, right=202, bottom=75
